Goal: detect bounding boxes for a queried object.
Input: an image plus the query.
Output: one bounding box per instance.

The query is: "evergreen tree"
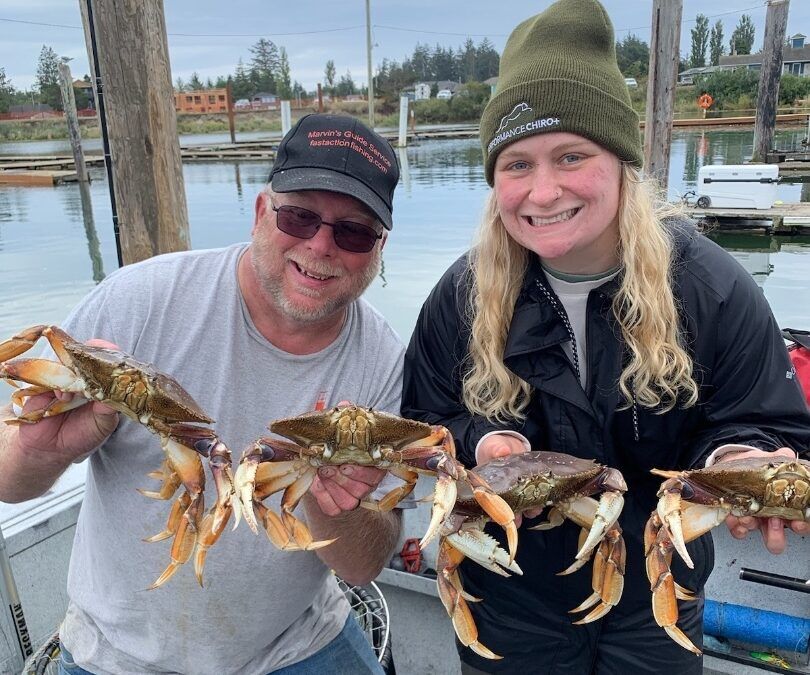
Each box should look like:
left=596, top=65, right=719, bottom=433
left=474, top=39, right=500, bottom=81
left=205, top=76, right=214, bottom=89
left=232, top=58, right=252, bottom=99
left=0, top=67, right=15, bottom=113
left=324, top=60, right=336, bottom=93
left=709, top=20, right=725, bottom=65
left=336, top=70, right=357, bottom=96
left=175, top=77, right=186, bottom=92
left=412, top=43, right=431, bottom=80
left=248, top=38, right=279, bottom=93
left=460, top=38, right=476, bottom=83
left=615, top=34, right=649, bottom=77
left=277, top=47, right=292, bottom=99
left=36, top=45, right=61, bottom=110
left=689, top=14, right=709, bottom=68
left=187, top=72, right=204, bottom=91
left=729, top=14, right=755, bottom=55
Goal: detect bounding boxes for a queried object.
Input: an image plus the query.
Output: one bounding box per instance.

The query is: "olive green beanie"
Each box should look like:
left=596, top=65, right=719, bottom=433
left=480, top=0, right=643, bottom=185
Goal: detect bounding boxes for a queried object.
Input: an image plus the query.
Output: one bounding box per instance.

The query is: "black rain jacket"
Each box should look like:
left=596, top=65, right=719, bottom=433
left=402, top=220, right=810, bottom=673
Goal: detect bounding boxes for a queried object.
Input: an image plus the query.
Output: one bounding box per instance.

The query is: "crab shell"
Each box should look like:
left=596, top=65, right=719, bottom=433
left=54, top=328, right=214, bottom=426
left=454, top=451, right=627, bottom=515
left=0, top=325, right=230, bottom=589
left=269, top=406, right=434, bottom=464
left=438, top=451, right=628, bottom=660
left=645, top=456, right=810, bottom=656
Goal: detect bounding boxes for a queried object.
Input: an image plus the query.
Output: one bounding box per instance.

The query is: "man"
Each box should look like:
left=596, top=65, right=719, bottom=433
left=0, top=114, right=403, bottom=674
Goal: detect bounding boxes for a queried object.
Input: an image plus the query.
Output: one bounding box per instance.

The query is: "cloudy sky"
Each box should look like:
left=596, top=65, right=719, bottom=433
left=2, top=1, right=809, bottom=92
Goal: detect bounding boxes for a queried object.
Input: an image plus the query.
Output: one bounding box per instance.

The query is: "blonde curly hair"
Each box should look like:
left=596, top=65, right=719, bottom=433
left=462, top=164, right=699, bottom=422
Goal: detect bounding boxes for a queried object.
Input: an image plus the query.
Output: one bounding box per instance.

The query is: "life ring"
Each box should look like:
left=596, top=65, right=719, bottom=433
left=697, top=93, right=713, bottom=110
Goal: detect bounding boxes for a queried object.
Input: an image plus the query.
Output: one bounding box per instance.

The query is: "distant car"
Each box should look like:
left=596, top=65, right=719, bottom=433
left=436, top=89, right=453, bottom=99
left=624, top=77, right=638, bottom=89
left=234, top=98, right=251, bottom=109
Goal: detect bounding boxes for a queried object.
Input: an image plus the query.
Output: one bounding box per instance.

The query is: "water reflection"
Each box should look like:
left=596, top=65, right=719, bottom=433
left=1, top=132, right=809, bottom=343
left=78, top=181, right=105, bottom=283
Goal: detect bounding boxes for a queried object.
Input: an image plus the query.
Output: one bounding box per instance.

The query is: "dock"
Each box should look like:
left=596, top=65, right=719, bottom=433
left=685, top=201, right=810, bottom=233
left=0, top=169, right=78, bottom=186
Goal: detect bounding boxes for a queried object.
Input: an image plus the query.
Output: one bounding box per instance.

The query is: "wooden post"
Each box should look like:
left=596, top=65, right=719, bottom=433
left=226, top=79, right=236, bottom=144
left=397, top=96, right=409, bottom=147
left=365, top=0, right=374, bottom=128
left=643, top=0, right=682, bottom=190
left=317, top=83, right=324, bottom=113
left=752, top=0, right=790, bottom=163
left=79, top=0, right=190, bottom=265
left=57, top=61, right=90, bottom=184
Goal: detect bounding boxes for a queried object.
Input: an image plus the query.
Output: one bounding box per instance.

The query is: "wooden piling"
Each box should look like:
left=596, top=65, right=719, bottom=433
left=79, top=0, right=190, bottom=265
left=643, top=0, right=682, bottom=190
left=752, top=0, right=790, bottom=163
left=57, top=62, right=89, bottom=184
left=226, top=79, right=236, bottom=144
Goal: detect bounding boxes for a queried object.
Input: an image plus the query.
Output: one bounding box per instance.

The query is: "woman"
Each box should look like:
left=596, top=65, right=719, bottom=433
left=401, top=1, right=810, bottom=673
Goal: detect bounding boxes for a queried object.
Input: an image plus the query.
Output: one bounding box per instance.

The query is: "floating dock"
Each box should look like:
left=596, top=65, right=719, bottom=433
left=0, top=169, right=78, bottom=186
left=685, top=202, right=810, bottom=233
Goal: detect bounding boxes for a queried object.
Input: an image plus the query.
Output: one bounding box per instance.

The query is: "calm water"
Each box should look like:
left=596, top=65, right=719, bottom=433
left=1, top=128, right=809, bottom=354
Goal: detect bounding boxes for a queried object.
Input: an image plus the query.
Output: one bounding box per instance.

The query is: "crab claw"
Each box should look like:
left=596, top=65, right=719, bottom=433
left=233, top=449, right=262, bottom=534
left=437, top=537, right=502, bottom=660
left=0, top=325, right=46, bottom=362
left=575, top=490, right=624, bottom=561
left=658, top=487, right=693, bottom=568
left=419, top=472, right=457, bottom=549
left=464, top=471, right=517, bottom=564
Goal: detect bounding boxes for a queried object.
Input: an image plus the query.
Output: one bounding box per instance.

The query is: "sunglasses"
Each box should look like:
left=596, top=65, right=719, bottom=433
left=271, top=202, right=382, bottom=253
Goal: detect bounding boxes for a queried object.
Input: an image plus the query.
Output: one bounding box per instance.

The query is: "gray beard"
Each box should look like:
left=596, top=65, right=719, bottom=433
left=254, top=248, right=382, bottom=325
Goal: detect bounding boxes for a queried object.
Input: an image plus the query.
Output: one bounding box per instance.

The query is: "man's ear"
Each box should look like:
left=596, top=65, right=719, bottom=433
left=253, top=192, right=268, bottom=235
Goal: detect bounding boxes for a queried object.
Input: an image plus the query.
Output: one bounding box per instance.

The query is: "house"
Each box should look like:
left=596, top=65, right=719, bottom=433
left=251, top=92, right=279, bottom=109
left=435, top=80, right=460, bottom=95
left=718, top=34, right=810, bottom=77
left=677, top=65, right=721, bottom=85
left=413, top=82, right=431, bottom=100
left=174, top=87, right=229, bottom=114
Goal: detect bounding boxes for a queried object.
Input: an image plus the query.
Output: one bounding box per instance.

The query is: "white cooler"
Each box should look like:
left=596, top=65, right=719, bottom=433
left=695, top=164, right=779, bottom=209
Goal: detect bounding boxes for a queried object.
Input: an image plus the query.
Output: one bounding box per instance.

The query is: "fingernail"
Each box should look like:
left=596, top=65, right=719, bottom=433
left=769, top=518, right=781, bottom=530
left=340, top=465, right=353, bottom=475
left=321, top=467, right=334, bottom=478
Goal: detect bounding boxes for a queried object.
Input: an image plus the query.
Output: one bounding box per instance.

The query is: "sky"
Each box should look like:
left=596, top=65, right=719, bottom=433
left=2, top=1, right=809, bottom=93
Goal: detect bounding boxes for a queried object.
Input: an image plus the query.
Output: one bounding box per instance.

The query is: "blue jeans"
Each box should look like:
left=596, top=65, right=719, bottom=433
left=58, top=614, right=383, bottom=675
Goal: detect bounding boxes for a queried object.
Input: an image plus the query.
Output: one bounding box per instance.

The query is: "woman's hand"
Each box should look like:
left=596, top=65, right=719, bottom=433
left=722, top=447, right=809, bottom=553
left=476, top=433, right=541, bottom=525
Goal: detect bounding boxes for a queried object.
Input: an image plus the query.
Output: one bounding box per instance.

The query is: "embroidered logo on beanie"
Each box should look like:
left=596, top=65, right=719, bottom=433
left=488, top=102, right=561, bottom=154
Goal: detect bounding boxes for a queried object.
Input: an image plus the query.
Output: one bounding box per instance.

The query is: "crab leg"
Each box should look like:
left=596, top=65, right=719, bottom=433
left=437, top=535, right=501, bottom=660
left=0, top=325, right=47, bottom=362
left=360, top=464, right=418, bottom=512
left=644, top=511, right=703, bottom=655
left=232, top=438, right=302, bottom=530
left=570, top=525, right=625, bottom=623
left=554, top=491, right=625, bottom=563
left=278, top=468, right=338, bottom=550
left=147, top=427, right=225, bottom=589
left=655, top=478, right=730, bottom=569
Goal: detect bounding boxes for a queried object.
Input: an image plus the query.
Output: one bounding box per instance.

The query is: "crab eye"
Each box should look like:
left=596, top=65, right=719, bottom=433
left=678, top=480, right=694, bottom=499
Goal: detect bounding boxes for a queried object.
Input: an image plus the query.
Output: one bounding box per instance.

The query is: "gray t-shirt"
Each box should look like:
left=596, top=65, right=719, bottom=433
left=57, top=243, right=405, bottom=674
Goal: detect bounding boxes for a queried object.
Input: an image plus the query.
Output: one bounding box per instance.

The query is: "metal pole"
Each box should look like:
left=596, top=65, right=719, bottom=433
left=397, top=96, right=408, bottom=147
left=739, top=568, right=810, bottom=593
left=85, top=0, right=123, bottom=268
left=365, top=0, right=374, bottom=128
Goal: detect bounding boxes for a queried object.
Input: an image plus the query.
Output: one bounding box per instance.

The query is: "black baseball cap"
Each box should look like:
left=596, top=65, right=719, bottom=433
left=268, top=114, right=400, bottom=230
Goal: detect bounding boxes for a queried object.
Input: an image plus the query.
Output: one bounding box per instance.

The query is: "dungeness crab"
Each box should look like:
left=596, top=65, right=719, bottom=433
left=232, top=405, right=517, bottom=558
left=0, top=325, right=234, bottom=588
left=438, top=451, right=628, bottom=659
left=645, top=456, right=810, bottom=654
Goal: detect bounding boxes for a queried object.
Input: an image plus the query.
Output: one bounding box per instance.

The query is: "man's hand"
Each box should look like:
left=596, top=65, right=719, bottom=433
left=722, top=447, right=809, bottom=553
left=0, top=339, right=120, bottom=502
left=476, top=433, right=539, bottom=525
left=309, top=465, right=386, bottom=516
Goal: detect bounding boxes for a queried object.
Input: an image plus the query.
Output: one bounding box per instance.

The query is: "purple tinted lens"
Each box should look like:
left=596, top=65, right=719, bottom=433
left=276, top=205, right=320, bottom=238
left=332, top=221, right=379, bottom=253
left=275, top=205, right=378, bottom=253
